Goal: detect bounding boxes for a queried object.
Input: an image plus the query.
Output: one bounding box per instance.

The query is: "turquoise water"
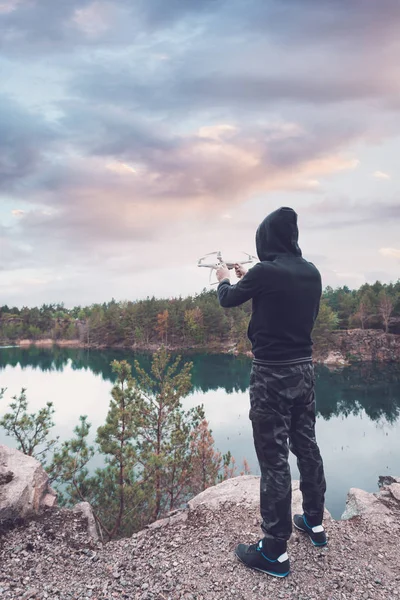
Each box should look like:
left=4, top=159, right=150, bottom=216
left=1, top=346, right=399, bottom=519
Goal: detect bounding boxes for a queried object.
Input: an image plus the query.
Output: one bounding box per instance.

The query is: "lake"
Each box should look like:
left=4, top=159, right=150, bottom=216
left=1, top=346, right=399, bottom=520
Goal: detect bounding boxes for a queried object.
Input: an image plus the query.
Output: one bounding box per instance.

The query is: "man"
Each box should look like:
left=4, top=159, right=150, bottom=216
left=216, top=207, right=327, bottom=578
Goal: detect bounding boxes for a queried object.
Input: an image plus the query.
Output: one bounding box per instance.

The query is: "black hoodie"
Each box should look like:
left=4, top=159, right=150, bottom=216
left=217, top=207, right=322, bottom=363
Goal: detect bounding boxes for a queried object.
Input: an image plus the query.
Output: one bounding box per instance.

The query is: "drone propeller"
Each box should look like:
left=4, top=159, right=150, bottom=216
left=197, top=250, right=257, bottom=284
left=197, top=251, right=223, bottom=268
left=241, top=251, right=258, bottom=261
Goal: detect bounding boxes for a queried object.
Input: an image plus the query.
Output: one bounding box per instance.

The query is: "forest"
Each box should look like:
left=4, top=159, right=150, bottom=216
left=0, top=281, right=399, bottom=355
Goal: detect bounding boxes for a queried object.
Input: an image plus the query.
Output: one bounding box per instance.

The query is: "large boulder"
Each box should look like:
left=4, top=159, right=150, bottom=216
left=0, top=444, right=57, bottom=525
left=342, top=475, right=400, bottom=521
left=148, top=476, right=332, bottom=531
left=188, top=475, right=260, bottom=510
left=341, top=487, right=391, bottom=521
left=188, top=475, right=332, bottom=520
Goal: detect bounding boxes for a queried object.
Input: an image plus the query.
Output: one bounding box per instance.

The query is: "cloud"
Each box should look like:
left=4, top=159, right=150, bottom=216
left=3, top=93, right=362, bottom=205
left=0, top=0, right=20, bottom=14
left=61, top=0, right=400, bottom=126
left=299, top=198, right=400, bottom=231
left=2, top=0, right=400, bottom=305
left=240, top=1, right=400, bottom=47
left=4, top=119, right=363, bottom=257
left=333, top=271, right=365, bottom=281
left=0, top=88, right=383, bottom=282
left=0, top=0, right=218, bottom=57
left=198, top=125, right=238, bottom=141
left=0, top=94, right=58, bottom=191
left=373, top=171, right=390, bottom=180
left=72, top=2, right=114, bottom=38
left=106, top=161, right=137, bottom=174
left=2, top=0, right=399, bottom=70
left=71, top=60, right=397, bottom=118
left=379, top=248, right=400, bottom=260
left=0, top=224, right=33, bottom=271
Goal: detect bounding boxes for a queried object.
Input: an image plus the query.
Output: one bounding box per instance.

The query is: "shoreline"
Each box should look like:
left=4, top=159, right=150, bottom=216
left=1, top=330, right=400, bottom=365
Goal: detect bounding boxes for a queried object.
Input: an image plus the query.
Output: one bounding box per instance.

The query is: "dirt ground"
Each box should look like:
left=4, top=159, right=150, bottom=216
left=1, top=494, right=400, bottom=600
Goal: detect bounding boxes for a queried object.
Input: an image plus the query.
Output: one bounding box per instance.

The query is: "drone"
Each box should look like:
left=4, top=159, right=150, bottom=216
left=197, top=251, right=258, bottom=285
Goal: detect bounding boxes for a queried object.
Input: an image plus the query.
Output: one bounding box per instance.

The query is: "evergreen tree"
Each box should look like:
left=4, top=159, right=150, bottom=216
left=189, top=419, right=222, bottom=495
left=0, top=355, right=246, bottom=541
left=94, top=360, right=141, bottom=538
left=0, top=388, right=59, bottom=462
left=132, top=347, right=204, bottom=521
left=312, top=300, right=339, bottom=356
left=48, top=416, right=95, bottom=504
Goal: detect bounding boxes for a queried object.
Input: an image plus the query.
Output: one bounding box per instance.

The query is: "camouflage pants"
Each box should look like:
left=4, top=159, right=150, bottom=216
left=249, top=361, right=326, bottom=544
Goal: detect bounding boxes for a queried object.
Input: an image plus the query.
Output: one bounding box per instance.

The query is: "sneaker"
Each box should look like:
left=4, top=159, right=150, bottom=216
left=293, top=514, right=327, bottom=546
left=235, top=540, right=290, bottom=578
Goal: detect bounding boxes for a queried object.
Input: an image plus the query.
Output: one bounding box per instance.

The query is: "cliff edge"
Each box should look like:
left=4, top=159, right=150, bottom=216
left=1, top=471, right=400, bottom=599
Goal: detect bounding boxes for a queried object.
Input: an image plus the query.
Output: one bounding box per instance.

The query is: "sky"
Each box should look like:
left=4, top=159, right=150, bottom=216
left=1, top=0, right=400, bottom=308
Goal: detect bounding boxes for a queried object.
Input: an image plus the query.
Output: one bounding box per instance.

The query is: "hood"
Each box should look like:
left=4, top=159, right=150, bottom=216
left=256, top=207, right=302, bottom=261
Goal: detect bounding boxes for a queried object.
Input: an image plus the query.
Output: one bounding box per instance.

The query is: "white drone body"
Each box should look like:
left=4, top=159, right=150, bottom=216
left=197, top=251, right=258, bottom=285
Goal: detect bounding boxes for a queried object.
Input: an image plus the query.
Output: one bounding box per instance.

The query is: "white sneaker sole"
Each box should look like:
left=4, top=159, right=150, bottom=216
left=293, top=521, right=328, bottom=547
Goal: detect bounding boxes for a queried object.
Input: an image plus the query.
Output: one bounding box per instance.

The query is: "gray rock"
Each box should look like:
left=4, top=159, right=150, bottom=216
left=0, top=444, right=57, bottom=524
left=322, top=351, right=349, bottom=366
left=378, top=475, right=400, bottom=488
left=188, top=475, right=331, bottom=520
left=388, top=483, right=400, bottom=502
left=72, top=502, right=99, bottom=541
left=341, top=487, right=391, bottom=521
left=188, top=475, right=260, bottom=511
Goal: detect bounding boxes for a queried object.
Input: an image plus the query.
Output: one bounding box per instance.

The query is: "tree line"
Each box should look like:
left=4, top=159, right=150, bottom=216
left=0, top=348, right=249, bottom=539
left=323, top=280, right=400, bottom=332
left=1, top=281, right=399, bottom=355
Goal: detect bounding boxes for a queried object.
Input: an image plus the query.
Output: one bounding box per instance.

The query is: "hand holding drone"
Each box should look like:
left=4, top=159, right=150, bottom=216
left=197, top=251, right=257, bottom=285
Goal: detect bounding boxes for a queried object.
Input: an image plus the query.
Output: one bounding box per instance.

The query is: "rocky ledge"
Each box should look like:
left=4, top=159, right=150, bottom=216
left=1, top=450, right=400, bottom=600
left=323, top=329, right=400, bottom=364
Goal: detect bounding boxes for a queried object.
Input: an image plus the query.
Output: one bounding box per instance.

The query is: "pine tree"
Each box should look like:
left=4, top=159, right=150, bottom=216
left=133, top=346, right=204, bottom=521
left=94, top=360, right=141, bottom=538
left=189, top=419, right=222, bottom=494
left=312, top=300, right=339, bottom=356
left=48, top=416, right=95, bottom=505
left=0, top=388, right=59, bottom=462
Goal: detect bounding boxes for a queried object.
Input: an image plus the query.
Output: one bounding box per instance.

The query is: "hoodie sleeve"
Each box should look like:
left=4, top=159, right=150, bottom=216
left=217, top=263, right=264, bottom=307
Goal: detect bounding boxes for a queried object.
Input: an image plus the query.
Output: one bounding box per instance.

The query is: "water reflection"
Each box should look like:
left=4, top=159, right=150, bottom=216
left=1, top=347, right=400, bottom=423
left=1, top=346, right=399, bottom=520
left=316, top=363, right=400, bottom=424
